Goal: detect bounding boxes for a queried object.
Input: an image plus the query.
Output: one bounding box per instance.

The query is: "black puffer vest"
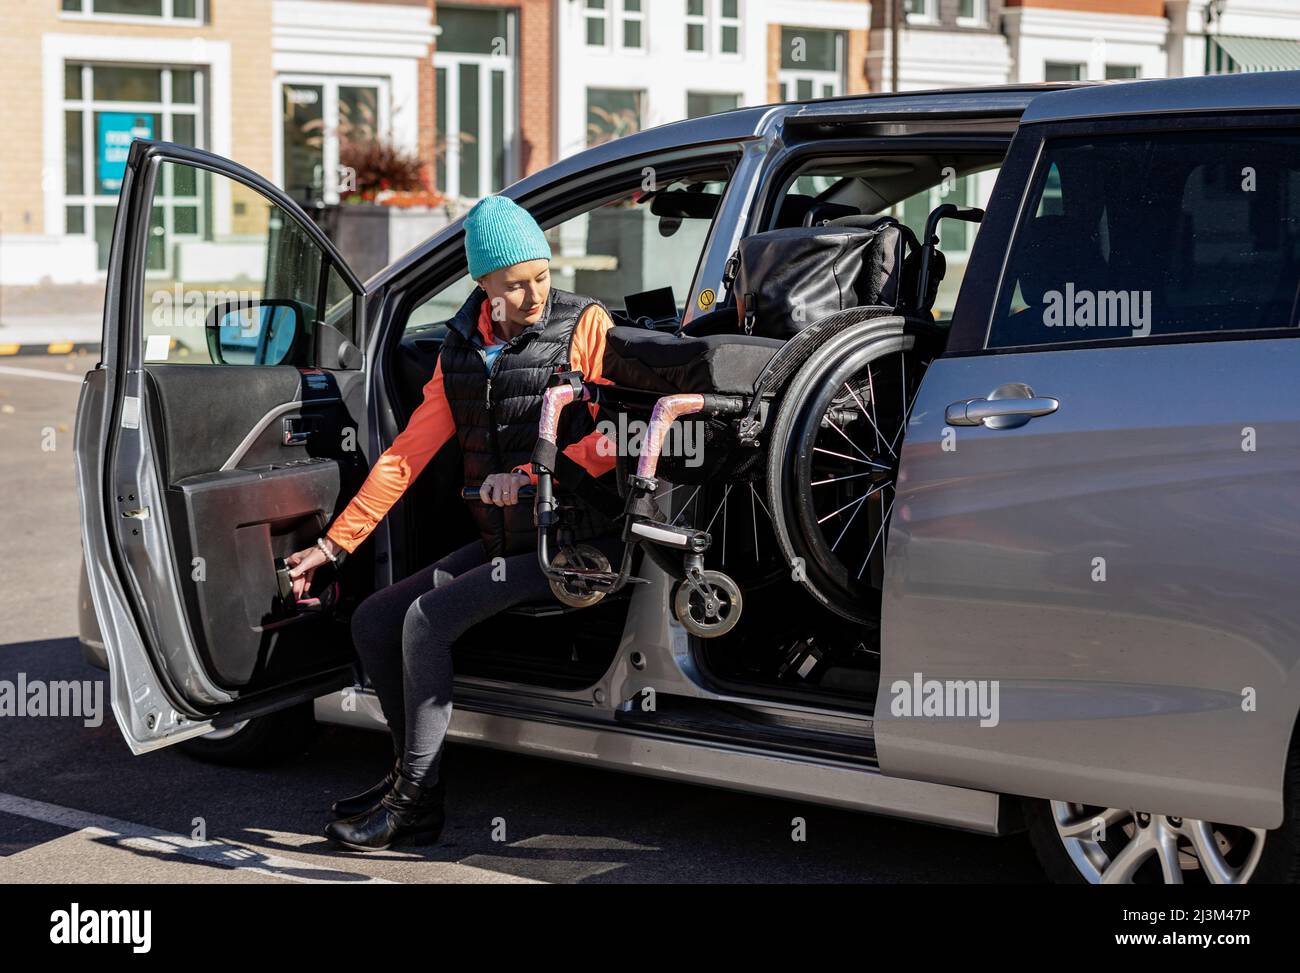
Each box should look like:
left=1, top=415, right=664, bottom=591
left=440, top=286, right=619, bottom=558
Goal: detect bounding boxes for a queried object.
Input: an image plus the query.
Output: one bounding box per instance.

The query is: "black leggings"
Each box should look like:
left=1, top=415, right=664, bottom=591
left=349, top=534, right=624, bottom=785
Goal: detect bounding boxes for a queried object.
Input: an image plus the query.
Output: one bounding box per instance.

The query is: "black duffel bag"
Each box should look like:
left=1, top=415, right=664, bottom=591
left=727, top=217, right=908, bottom=340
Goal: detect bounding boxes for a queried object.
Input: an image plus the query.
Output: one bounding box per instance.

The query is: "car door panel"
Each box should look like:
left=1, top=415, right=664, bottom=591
left=78, top=140, right=371, bottom=752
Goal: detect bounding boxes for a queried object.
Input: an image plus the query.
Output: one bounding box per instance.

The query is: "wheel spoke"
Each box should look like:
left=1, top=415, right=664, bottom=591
left=826, top=414, right=877, bottom=465
left=1154, top=826, right=1185, bottom=884
left=818, top=484, right=884, bottom=525
left=812, top=446, right=890, bottom=469
left=1058, top=806, right=1128, bottom=840
left=845, top=380, right=895, bottom=461
left=670, top=485, right=701, bottom=526
left=855, top=493, right=894, bottom=580
left=831, top=489, right=874, bottom=552
left=1100, top=831, right=1157, bottom=884
left=1185, top=820, right=1237, bottom=884
left=812, top=469, right=882, bottom=487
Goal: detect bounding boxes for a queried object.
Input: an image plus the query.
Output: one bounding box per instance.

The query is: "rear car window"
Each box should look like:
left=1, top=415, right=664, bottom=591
left=987, top=128, right=1300, bottom=349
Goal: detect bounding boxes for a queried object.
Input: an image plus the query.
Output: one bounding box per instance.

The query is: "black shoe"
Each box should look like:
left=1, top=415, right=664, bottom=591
left=330, top=758, right=402, bottom=819
left=325, top=771, right=446, bottom=851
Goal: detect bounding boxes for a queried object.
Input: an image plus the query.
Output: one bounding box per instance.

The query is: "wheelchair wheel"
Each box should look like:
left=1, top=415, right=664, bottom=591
left=673, top=569, right=743, bottom=638
left=766, top=317, right=943, bottom=624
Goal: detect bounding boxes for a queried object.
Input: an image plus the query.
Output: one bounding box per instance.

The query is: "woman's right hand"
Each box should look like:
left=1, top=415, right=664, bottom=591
left=286, top=538, right=341, bottom=600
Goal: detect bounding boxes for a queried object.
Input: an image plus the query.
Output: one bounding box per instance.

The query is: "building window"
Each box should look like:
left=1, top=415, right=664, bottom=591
left=435, top=5, right=519, bottom=200
left=687, top=92, right=740, bottom=118
left=778, top=27, right=845, bottom=101
left=903, top=0, right=937, bottom=23
left=684, top=0, right=739, bottom=56
left=622, top=0, right=645, bottom=50
left=63, top=62, right=204, bottom=271
left=718, top=0, right=740, bottom=56
left=686, top=0, right=706, bottom=53
left=584, top=0, right=607, bottom=46
left=1045, top=62, right=1084, bottom=82
left=1105, top=64, right=1140, bottom=79
left=587, top=88, right=644, bottom=146
left=587, top=0, right=645, bottom=51
left=280, top=77, right=388, bottom=206
left=957, top=0, right=987, bottom=25
left=61, top=0, right=202, bottom=22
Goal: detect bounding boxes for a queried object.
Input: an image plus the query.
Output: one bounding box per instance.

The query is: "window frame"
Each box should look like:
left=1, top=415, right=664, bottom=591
left=685, top=0, right=708, bottom=55
left=777, top=28, right=846, bottom=102
left=904, top=0, right=939, bottom=26
left=948, top=112, right=1300, bottom=357
left=275, top=73, right=393, bottom=205
left=957, top=0, right=988, bottom=27
left=61, top=0, right=204, bottom=26
left=63, top=61, right=207, bottom=273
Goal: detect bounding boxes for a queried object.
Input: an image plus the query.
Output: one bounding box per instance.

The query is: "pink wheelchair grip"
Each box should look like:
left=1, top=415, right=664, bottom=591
left=637, top=394, right=705, bottom=480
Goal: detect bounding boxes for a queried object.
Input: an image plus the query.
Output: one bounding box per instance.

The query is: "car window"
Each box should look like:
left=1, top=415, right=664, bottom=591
left=404, top=169, right=732, bottom=333
left=988, top=128, right=1300, bottom=349
left=138, top=161, right=352, bottom=366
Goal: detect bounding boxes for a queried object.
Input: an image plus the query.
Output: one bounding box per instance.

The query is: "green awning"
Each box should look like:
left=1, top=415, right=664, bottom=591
left=1209, top=35, right=1300, bottom=74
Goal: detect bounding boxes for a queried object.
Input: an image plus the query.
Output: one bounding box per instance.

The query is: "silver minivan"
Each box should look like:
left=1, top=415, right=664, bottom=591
left=77, top=71, right=1300, bottom=884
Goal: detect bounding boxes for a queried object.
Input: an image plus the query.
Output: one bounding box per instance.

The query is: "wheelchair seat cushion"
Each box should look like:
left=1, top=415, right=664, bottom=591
left=603, top=327, right=784, bottom=395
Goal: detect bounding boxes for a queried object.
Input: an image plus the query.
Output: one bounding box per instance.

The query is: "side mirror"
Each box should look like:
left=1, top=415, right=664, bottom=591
left=204, top=299, right=307, bottom=366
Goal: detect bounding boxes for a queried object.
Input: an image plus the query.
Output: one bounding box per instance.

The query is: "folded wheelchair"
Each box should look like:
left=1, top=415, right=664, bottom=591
left=527, top=205, right=981, bottom=637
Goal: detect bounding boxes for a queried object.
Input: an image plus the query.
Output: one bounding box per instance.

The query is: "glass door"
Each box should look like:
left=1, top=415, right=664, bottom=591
left=434, top=5, right=518, bottom=201
left=278, top=75, right=389, bottom=205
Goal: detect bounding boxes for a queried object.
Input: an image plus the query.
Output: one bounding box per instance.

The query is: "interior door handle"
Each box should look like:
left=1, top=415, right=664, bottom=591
left=282, top=416, right=313, bottom=446
left=946, top=383, right=1059, bottom=430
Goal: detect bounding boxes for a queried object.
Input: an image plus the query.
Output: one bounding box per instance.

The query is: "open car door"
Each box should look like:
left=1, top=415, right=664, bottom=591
left=76, top=141, right=372, bottom=753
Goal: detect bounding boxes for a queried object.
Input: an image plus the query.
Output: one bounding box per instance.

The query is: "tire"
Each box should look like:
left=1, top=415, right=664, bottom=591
left=765, top=315, right=942, bottom=623
left=178, top=701, right=319, bottom=767
left=1023, top=732, right=1300, bottom=884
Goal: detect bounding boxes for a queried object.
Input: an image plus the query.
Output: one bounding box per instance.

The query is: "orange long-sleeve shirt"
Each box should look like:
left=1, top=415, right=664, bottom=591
left=326, top=300, right=617, bottom=553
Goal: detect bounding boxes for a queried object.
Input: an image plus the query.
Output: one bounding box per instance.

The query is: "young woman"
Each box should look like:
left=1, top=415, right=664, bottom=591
left=286, top=195, right=621, bottom=851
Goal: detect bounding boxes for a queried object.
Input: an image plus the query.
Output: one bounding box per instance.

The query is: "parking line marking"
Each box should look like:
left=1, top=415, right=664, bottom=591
left=0, top=364, right=85, bottom=384
left=0, top=792, right=397, bottom=884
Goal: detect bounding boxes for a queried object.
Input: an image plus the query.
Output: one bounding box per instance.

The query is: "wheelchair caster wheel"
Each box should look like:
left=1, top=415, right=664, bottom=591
left=673, top=569, right=742, bottom=638
left=548, top=544, right=611, bottom=609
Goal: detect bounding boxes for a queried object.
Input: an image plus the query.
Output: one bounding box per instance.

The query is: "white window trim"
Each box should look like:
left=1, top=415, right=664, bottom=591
left=956, top=0, right=988, bottom=28
left=904, top=0, right=939, bottom=26
left=583, top=0, right=610, bottom=49
left=618, top=1, right=646, bottom=54
left=584, top=1, right=646, bottom=54
left=60, top=0, right=204, bottom=27
left=42, top=32, right=231, bottom=251
left=685, top=0, right=708, bottom=56
left=716, top=0, right=742, bottom=59
left=435, top=50, right=519, bottom=202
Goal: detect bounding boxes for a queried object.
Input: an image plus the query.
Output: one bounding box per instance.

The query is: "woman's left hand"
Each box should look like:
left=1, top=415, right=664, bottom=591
left=480, top=471, right=532, bottom=506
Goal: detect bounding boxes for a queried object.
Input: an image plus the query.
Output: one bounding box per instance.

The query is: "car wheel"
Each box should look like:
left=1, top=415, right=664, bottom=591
left=178, top=702, right=318, bottom=766
left=1024, top=734, right=1300, bottom=884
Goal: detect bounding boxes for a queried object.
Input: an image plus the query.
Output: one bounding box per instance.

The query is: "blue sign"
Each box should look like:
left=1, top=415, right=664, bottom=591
left=97, top=112, right=154, bottom=195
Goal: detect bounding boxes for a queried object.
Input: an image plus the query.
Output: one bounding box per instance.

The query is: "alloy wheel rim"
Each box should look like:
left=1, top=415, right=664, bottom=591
left=1050, top=800, right=1267, bottom=884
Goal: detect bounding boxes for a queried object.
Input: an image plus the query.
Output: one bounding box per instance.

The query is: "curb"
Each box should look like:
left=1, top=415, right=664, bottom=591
left=0, top=341, right=101, bottom=358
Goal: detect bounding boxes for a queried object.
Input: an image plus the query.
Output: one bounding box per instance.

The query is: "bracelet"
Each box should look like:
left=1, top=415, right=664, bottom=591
left=316, top=537, right=343, bottom=565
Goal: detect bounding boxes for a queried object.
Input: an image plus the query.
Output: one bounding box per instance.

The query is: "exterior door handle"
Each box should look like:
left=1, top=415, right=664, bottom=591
left=946, top=383, right=1059, bottom=430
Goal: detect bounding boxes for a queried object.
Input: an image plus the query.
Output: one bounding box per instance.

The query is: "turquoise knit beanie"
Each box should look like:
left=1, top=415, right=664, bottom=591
left=464, top=195, right=552, bottom=280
